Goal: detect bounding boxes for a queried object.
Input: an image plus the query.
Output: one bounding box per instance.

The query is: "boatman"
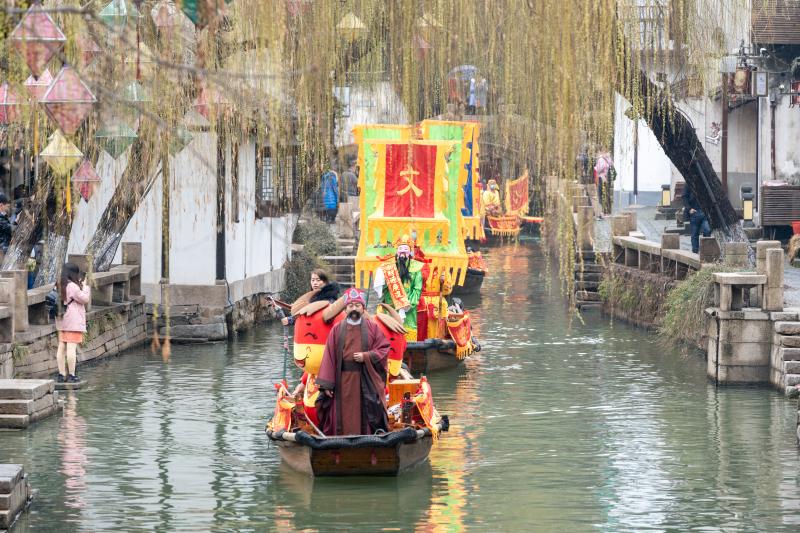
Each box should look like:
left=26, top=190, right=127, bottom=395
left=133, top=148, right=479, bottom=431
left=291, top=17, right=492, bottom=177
left=373, top=240, right=424, bottom=340
left=481, top=179, right=502, bottom=217
left=316, top=289, right=390, bottom=436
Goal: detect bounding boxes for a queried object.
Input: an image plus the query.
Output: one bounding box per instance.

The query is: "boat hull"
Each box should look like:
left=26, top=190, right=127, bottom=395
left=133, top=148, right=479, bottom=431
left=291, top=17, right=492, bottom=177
left=452, top=267, right=485, bottom=296
left=275, top=436, right=433, bottom=476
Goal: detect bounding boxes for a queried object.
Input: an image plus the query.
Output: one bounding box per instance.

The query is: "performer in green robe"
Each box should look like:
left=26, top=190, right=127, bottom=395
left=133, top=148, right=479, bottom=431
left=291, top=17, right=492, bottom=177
left=375, top=243, right=423, bottom=340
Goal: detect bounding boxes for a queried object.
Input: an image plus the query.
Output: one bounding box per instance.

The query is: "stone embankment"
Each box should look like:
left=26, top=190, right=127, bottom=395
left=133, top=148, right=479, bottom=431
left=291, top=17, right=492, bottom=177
left=0, top=379, right=61, bottom=429
left=0, top=243, right=147, bottom=382
left=0, top=464, right=31, bottom=530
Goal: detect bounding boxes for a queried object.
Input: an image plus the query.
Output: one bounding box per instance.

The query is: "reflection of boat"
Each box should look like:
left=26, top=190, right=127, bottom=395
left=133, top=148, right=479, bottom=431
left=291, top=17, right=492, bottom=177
left=266, top=421, right=446, bottom=477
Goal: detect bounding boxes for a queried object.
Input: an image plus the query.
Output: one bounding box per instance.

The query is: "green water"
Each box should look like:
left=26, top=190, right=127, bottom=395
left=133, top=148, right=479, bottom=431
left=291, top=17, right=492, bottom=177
left=2, top=243, right=799, bottom=532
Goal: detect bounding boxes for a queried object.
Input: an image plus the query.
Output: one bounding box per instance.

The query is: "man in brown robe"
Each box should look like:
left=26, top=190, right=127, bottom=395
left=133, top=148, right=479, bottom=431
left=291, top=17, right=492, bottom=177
left=316, top=288, right=390, bottom=436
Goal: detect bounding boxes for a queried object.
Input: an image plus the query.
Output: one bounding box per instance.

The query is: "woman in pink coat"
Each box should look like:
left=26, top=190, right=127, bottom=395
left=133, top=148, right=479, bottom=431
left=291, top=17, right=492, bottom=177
left=55, top=263, right=91, bottom=383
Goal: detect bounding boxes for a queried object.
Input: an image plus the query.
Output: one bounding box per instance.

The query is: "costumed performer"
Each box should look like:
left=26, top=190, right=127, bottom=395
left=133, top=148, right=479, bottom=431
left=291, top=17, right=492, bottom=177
left=316, top=289, right=391, bottom=436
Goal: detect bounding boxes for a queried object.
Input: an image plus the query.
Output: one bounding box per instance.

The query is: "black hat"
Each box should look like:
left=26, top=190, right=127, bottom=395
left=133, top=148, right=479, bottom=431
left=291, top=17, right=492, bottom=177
left=0, top=193, right=8, bottom=205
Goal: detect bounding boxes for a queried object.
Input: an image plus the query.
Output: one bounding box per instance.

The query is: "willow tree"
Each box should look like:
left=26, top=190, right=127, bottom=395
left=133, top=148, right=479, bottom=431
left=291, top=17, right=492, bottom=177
left=0, top=0, right=751, bottom=286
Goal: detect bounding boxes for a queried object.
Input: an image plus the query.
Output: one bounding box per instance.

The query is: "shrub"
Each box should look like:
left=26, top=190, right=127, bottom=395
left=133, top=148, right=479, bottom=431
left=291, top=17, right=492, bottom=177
left=659, top=266, right=739, bottom=348
left=293, top=217, right=338, bottom=257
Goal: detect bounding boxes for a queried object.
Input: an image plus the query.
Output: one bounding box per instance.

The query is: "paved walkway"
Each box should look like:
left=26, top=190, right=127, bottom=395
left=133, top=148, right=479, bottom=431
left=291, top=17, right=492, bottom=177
left=595, top=205, right=800, bottom=307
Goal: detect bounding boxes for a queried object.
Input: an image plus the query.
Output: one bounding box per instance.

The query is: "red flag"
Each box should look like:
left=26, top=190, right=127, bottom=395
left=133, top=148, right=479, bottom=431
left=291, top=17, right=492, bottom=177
left=385, top=143, right=436, bottom=218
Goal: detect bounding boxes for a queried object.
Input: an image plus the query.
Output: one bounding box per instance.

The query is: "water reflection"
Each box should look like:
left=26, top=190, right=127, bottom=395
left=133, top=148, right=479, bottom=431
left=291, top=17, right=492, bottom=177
left=1, top=242, right=798, bottom=531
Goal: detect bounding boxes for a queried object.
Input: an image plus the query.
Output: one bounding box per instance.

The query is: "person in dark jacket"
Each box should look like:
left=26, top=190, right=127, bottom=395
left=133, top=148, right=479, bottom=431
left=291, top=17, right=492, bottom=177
left=684, top=186, right=711, bottom=254
left=281, top=269, right=341, bottom=326
left=0, top=193, right=13, bottom=254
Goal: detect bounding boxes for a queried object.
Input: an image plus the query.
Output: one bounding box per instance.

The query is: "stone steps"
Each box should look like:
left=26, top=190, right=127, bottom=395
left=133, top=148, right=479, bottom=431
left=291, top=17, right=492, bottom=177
left=0, top=464, right=31, bottom=530
left=574, top=263, right=604, bottom=273
left=0, top=379, right=61, bottom=429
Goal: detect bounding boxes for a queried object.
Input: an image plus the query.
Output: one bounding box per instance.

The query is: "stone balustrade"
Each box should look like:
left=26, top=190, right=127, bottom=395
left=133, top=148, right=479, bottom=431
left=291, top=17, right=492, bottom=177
left=0, top=243, right=142, bottom=345
left=612, top=235, right=702, bottom=280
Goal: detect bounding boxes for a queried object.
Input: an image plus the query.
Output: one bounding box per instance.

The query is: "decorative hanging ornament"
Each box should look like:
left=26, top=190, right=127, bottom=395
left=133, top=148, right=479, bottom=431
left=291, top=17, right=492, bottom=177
left=41, top=130, right=83, bottom=176
left=152, top=1, right=180, bottom=31
left=96, top=121, right=138, bottom=158
left=77, top=35, right=102, bottom=68
left=72, top=160, right=102, bottom=201
left=42, top=66, right=96, bottom=135
left=24, top=69, right=53, bottom=101
left=193, top=81, right=230, bottom=119
left=179, top=0, right=231, bottom=30
left=169, top=127, right=193, bottom=155
left=99, top=0, right=143, bottom=32
left=9, top=3, right=67, bottom=78
left=0, top=83, right=23, bottom=125
left=337, top=13, right=367, bottom=42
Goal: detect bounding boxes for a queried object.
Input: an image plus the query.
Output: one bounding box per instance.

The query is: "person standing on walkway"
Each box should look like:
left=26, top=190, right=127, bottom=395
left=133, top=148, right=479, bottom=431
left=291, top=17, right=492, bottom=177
left=335, top=157, right=359, bottom=238
left=593, top=152, right=615, bottom=216
left=55, top=262, right=91, bottom=383
left=320, top=167, right=339, bottom=224
left=683, top=186, right=711, bottom=254
left=316, top=289, right=390, bottom=436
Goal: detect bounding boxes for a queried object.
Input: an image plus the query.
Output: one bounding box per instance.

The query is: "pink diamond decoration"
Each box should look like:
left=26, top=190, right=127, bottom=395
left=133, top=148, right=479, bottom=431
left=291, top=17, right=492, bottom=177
left=77, top=35, right=102, bottom=68
left=193, top=82, right=230, bottom=119
left=9, top=4, right=67, bottom=78
left=42, top=66, right=96, bottom=135
left=0, top=83, right=22, bottom=125
left=24, top=68, right=53, bottom=101
left=72, top=160, right=101, bottom=201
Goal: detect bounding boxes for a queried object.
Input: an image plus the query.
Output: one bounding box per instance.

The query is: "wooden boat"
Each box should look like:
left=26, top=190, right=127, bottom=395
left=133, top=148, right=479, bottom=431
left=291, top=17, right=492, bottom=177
left=267, top=377, right=448, bottom=477
left=266, top=420, right=447, bottom=477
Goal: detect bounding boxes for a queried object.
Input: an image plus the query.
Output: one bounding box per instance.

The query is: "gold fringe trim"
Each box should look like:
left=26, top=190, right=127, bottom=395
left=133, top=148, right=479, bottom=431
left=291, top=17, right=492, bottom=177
left=455, top=342, right=474, bottom=360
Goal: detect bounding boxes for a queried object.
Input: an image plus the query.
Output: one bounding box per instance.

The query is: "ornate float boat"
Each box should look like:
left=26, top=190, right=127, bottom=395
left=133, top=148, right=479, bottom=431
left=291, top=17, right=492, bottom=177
left=266, top=377, right=448, bottom=476
left=351, top=123, right=481, bottom=371
left=484, top=170, right=531, bottom=244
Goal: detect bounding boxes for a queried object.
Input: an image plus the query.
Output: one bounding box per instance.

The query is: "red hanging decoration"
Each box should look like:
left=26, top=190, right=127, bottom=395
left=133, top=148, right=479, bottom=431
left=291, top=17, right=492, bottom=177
left=0, top=83, right=23, bottom=125
left=9, top=3, right=67, bottom=78
left=72, top=160, right=102, bottom=201
left=42, top=66, right=96, bottom=135
left=24, top=69, right=53, bottom=101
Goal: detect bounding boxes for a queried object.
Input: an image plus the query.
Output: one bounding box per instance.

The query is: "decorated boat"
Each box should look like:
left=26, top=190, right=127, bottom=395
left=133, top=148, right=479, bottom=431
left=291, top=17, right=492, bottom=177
left=484, top=170, right=531, bottom=243
left=452, top=249, right=487, bottom=296
left=352, top=123, right=481, bottom=372
left=266, top=376, right=449, bottom=476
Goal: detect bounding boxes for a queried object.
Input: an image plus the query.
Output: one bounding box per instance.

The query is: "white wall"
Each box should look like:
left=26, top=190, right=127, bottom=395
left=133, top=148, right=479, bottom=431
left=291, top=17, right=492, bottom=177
left=68, top=129, right=296, bottom=300
left=224, top=139, right=294, bottom=286
left=613, top=93, right=672, bottom=202
left=334, top=81, right=410, bottom=147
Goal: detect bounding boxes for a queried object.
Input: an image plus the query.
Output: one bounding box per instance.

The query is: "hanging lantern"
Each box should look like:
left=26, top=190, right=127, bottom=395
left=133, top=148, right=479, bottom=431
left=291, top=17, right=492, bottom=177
left=77, top=35, right=102, bottom=68
left=24, top=69, right=53, bottom=101
left=169, top=127, right=193, bottom=154
left=119, top=80, right=151, bottom=123
left=0, top=84, right=23, bottom=125
left=152, top=1, right=181, bottom=31
left=99, top=0, right=143, bottom=32
left=41, top=131, right=83, bottom=176
left=193, top=81, right=230, bottom=119
left=96, top=122, right=138, bottom=158
left=72, top=160, right=102, bottom=201
left=9, top=4, right=67, bottom=78
left=42, top=66, right=96, bottom=135
left=180, top=0, right=231, bottom=30
left=336, top=13, right=367, bottom=42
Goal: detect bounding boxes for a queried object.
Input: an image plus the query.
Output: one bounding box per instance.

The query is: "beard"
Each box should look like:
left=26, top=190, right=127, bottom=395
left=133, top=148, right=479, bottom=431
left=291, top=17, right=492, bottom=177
left=397, top=256, right=411, bottom=283
left=347, top=309, right=362, bottom=321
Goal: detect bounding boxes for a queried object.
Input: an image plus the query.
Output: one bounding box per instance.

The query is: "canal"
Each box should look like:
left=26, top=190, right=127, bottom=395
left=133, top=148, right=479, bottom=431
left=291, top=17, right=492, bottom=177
left=2, top=242, right=799, bottom=531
